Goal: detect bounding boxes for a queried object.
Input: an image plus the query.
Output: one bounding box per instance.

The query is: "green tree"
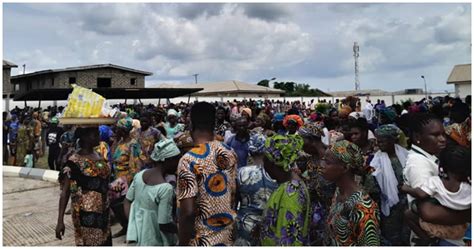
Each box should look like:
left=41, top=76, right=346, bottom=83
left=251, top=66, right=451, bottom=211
left=257, top=79, right=270, bottom=87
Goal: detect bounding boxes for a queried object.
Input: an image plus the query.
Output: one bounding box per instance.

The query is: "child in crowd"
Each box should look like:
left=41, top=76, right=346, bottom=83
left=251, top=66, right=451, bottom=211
left=402, top=145, right=471, bottom=244
left=124, top=139, right=180, bottom=246
left=24, top=149, right=34, bottom=168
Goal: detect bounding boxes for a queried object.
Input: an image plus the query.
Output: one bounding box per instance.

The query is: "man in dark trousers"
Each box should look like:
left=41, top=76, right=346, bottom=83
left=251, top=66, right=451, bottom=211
left=46, top=117, right=63, bottom=171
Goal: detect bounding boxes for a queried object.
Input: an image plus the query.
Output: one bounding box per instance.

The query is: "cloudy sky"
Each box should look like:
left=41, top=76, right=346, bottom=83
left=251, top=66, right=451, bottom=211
left=3, top=3, right=471, bottom=92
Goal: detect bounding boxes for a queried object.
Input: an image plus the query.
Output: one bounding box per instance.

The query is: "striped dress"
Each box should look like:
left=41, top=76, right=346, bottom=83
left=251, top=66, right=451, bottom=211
left=326, top=189, right=381, bottom=246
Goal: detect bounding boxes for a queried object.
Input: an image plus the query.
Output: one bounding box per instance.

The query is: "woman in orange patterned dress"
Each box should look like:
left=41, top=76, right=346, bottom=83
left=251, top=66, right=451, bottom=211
left=55, top=127, right=112, bottom=246
left=321, top=140, right=381, bottom=246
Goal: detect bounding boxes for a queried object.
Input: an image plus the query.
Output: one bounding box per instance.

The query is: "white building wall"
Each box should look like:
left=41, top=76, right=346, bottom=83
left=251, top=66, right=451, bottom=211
left=455, top=84, right=471, bottom=99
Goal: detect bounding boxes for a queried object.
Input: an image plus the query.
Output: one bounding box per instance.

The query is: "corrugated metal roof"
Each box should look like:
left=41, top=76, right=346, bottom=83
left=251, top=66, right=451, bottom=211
left=3, top=60, right=18, bottom=68
left=11, top=64, right=152, bottom=79
left=447, top=64, right=471, bottom=84
left=156, top=80, right=285, bottom=95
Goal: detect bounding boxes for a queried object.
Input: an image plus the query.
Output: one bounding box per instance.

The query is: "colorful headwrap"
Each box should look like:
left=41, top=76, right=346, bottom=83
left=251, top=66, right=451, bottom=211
left=298, top=121, right=325, bottom=138
left=330, top=140, right=365, bottom=175
left=309, top=113, right=319, bottom=122
left=257, top=112, right=271, bottom=125
left=445, top=118, right=471, bottom=148
left=50, top=117, right=59, bottom=124
left=329, top=130, right=345, bottom=145
left=283, top=114, right=304, bottom=128
left=174, top=131, right=194, bottom=149
left=264, top=134, right=304, bottom=172
left=273, top=113, right=285, bottom=123
left=248, top=131, right=267, bottom=155
left=242, top=108, right=252, bottom=117
left=150, top=139, right=181, bottom=162
left=117, top=117, right=133, bottom=132
left=379, top=108, right=397, bottom=122
left=99, top=125, right=113, bottom=142
left=375, top=124, right=401, bottom=140
left=338, top=106, right=352, bottom=118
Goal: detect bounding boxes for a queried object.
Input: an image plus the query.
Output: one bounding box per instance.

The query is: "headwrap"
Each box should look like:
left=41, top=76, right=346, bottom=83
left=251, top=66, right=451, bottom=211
left=349, top=112, right=365, bottom=119
left=329, top=130, right=344, bottom=145
left=445, top=117, right=471, bottom=148
left=248, top=131, right=266, bottom=155
left=150, top=139, right=181, bottom=162
left=241, top=108, right=252, bottom=117
left=298, top=121, right=325, bottom=138
left=118, top=112, right=128, bottom=119
left=283, top=114, right=304, bottom=128
left=273, top=113, right=285, bottom=123
left=309, top=113, right=319, bottom=122
left=99, top=125, right=113, bottom=142
left=174, top=131, right=194, bottom=149
left=167, top=109, right=178, bottom=117
left=330, top=140, right=365, bottom=175
left=131, top=119, right=140, bottom=129
left=338, top=106, right=352, bottom=118
left=264, top=134, right=304, bottom=172
left=375, top=124, right=401, bottom=140
left=50, top=117, right=59, bottom=124
left=256, top=112, right=271, bottom=125
left=117, top=117, right=133, bottom=132
left=379, top=108, right=397, bottom=122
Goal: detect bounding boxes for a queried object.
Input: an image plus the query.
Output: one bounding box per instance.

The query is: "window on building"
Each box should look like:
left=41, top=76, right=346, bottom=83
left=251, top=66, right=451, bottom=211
left=69, top=77, right=76, bottom=84
left=52, top=78, right=55, bottom=86
left=13, top=84, right=19, bottom=91
left=26, top=81, right=32, bottom=91
left=97, top=78, right=111, bottom=88
left=130, top=78, right=136, bottom=85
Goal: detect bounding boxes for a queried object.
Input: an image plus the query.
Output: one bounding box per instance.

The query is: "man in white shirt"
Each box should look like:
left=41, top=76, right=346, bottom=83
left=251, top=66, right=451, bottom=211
left=363, top=100, right=374, bottom=123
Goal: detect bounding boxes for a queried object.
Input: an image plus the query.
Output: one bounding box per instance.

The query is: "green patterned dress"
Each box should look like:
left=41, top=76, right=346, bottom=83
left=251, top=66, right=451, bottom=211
left=326, top=189, right=381, bottom=246
left=261, top=179, right=311, bottom=246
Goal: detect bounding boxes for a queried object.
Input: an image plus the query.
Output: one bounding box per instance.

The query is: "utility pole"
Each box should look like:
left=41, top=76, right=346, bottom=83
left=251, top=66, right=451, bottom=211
left=22, top=64, right=26, bottom=74
left=353, top=42, right=360, bottom=91
left=421, top=75, right=428, bottom=100
left=192, top=74, right=199, bottom=101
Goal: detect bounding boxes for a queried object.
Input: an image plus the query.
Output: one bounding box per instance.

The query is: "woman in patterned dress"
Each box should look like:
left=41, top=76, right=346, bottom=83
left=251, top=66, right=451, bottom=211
left=55, top=127, right=112, bottom=246
left=234, top=130, right=278, bottom=246
left=321, top=140, right=381, bottom=246
left=15, top=117, right=34, bottom=166
left=347, top=118, right=381, bottom=203
left=298, top=122, right=336, bottom=245
left=260, top=134, right=311, bottom=246
left=110, top=117, right=145, bottom=238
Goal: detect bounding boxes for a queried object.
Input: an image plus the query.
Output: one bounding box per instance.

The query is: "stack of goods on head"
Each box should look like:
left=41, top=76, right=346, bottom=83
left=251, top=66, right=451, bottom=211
left=59, top=84, right=118, bottom=125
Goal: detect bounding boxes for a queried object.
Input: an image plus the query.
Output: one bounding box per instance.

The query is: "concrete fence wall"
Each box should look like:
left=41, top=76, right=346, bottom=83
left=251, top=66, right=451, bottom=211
left=3, top=93, right=455, bottom=111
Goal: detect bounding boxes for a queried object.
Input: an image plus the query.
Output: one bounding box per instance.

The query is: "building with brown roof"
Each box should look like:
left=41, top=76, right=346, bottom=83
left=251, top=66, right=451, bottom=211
left=447, top=64, right=471, bottom=98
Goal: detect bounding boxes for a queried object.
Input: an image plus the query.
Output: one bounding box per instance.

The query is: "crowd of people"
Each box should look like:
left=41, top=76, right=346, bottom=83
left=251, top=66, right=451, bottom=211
left=2, top=95, right=471, bottom=246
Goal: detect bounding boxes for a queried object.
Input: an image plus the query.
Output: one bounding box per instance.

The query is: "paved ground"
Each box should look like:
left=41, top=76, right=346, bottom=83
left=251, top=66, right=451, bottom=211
left=3, top=176, right=127, bottom=246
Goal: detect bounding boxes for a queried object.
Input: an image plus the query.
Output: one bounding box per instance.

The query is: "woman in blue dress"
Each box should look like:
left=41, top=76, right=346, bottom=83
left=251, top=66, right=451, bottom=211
left=234, top=130, right=278, bottom=246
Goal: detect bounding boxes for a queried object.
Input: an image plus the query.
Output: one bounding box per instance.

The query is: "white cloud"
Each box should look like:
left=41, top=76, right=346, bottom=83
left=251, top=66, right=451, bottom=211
left=3, top=3, right=470, bottom=92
